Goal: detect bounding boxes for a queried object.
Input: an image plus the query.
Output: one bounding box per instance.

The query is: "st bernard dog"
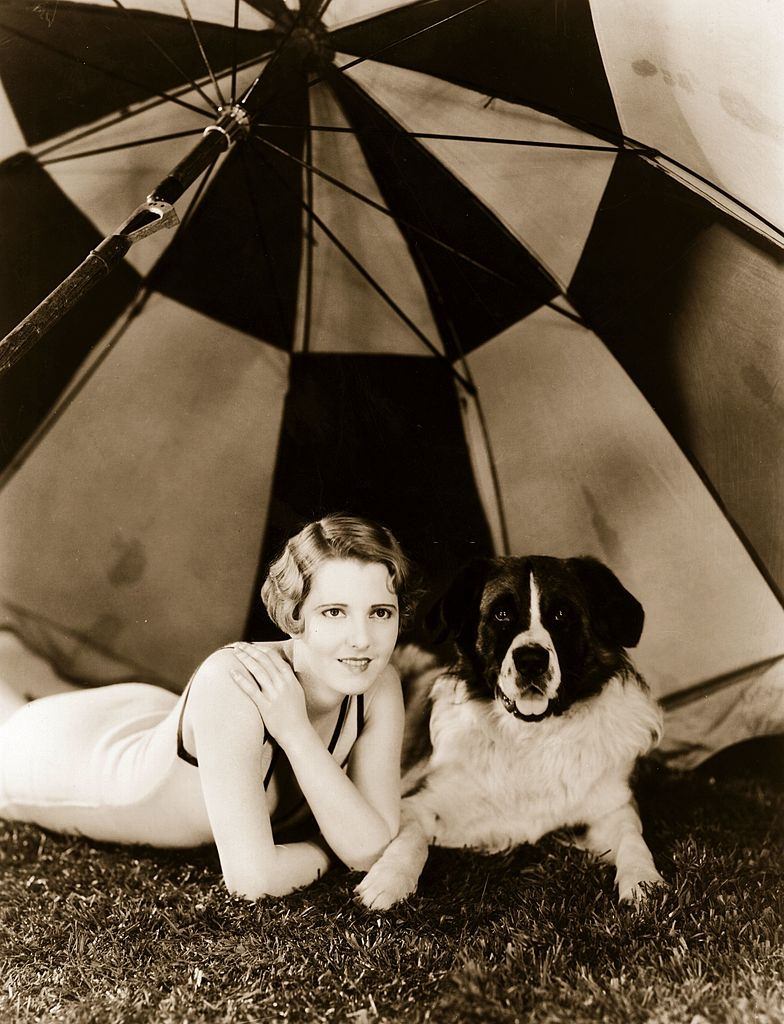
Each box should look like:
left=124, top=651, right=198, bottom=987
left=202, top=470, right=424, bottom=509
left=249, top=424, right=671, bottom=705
left=356, top=555, right=665, bottom=910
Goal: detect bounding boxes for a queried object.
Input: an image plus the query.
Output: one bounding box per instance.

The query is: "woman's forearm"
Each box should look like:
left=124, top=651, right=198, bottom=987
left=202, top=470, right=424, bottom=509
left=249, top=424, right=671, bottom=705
left=282, top=725, right=395, bottom=871
left=225, top=839, right=331, bottom=900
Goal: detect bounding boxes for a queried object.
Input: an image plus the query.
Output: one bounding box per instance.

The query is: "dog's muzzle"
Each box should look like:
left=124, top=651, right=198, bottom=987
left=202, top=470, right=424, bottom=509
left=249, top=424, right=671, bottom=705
left=496, top=685, right=554, bottom=723
left=498, top=643, right=557, bottom=722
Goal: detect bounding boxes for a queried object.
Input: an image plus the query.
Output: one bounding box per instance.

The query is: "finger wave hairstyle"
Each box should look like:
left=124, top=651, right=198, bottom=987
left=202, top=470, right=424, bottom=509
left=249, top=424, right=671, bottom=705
left=261, top=515, right=416, bottom=635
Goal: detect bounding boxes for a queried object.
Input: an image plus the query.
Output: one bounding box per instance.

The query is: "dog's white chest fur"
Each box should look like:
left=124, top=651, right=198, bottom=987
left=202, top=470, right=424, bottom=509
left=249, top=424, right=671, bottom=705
left=404, top=673, right=662, bottom=853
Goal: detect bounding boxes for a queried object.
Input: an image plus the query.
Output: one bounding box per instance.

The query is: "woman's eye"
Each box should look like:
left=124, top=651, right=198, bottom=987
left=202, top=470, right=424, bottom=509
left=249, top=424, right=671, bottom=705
left=373, top=608, right=395, bottom=620
left=493, top=606, right=512, bottom=623
left=323, top=608, right=344, bottom=618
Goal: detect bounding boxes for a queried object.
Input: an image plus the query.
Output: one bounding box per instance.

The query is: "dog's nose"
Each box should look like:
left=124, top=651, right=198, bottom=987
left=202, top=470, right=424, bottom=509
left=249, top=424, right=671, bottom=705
left=512, top=644, right=549, bottom=679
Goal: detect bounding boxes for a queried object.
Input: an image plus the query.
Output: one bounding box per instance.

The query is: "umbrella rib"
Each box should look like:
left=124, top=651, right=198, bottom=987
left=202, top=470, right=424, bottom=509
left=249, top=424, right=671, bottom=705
left=640, top=149, right=784, bottom=243
left=109, top=0, right=219, bottom=113
left=244, top=0, right=291, bottom=20
left=32, top=54, right=272, bottom=162
left=544, top=301, right=587, bottom=327
left=0, top=20, right=215, bottom=121
left=38, top=129, right=207, bottom=167
left=231, top=0, right=241, bottom=103
left=465, top=379, right=512, bottom=556
left=302, top=125, right=316, bottom=354
left=316, top=0, right=495, bottom=90
left=248, top=138, right=475, bottom=392
left=253, top=121, right=623, bottom=152
left=410, top=245, right=511, bottom=553
left=178, top=0, right=228, bottom=107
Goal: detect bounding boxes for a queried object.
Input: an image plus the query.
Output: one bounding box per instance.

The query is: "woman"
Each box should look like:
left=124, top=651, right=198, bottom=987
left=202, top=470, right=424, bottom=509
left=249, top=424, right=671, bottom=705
left=0, top=515, right=411, bottom=899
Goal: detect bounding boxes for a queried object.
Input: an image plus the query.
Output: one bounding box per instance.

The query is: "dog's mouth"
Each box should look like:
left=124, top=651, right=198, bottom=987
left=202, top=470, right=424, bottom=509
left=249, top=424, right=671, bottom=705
left=496, top=685, right=554, bottom=723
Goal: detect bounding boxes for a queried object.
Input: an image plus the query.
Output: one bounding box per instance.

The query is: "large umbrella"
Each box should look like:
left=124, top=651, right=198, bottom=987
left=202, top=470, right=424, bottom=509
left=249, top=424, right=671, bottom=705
left=0, top=0, right=782, bottom=766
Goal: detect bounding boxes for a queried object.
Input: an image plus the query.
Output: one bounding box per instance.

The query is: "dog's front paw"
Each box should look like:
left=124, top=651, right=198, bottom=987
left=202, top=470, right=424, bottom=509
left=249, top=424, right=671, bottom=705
left=618, top=867, right=666, bottom=906
left=355, top=859, right=420, bottom=911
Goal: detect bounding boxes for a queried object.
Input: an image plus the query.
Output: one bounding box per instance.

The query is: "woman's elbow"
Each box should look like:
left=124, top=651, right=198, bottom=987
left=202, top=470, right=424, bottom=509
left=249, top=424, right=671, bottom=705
left=223, top=867, right=293, bottom=901
left=224, top=872, right=272, bottom=901
left=343, top=824, right=396, bottom=873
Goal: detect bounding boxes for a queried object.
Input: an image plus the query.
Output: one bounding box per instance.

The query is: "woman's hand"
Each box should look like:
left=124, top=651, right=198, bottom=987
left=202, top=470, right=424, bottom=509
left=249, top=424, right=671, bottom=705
left=230, top=644, right=311, bottom=749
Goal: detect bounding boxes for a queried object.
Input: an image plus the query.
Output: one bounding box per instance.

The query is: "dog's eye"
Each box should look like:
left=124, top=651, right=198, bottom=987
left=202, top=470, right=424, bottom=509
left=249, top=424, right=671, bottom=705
left=551, top=604, right=568, bottom=624
left=493, top=606, right=512, bottom=623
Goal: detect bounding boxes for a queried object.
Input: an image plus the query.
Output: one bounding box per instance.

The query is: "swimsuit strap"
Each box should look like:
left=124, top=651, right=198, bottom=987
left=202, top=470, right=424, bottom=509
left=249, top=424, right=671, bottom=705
left=176, top=673, right=199, bottom=767
left=271, top=695, right=353, bottom=830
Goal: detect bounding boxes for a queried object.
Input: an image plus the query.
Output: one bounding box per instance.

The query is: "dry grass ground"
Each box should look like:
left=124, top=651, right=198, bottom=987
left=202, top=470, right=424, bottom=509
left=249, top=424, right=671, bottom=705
left=1, top=745, right=782, bottom=1023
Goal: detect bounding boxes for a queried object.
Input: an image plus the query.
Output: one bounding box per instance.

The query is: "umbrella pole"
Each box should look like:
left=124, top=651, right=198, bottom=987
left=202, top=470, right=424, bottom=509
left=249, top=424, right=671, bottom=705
left=0, top=35, right=310, bottom=378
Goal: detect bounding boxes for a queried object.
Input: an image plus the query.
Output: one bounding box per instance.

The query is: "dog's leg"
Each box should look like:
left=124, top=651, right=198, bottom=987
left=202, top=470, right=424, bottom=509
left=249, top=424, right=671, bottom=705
left=355, top=801, right=432, bottom=911
left=584, top=800, right=664, bottom=905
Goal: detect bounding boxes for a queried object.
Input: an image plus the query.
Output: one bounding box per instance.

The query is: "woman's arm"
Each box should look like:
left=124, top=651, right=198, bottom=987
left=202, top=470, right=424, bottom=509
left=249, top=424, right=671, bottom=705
left=282, top=667, right=404, bottom=870
left=184, top=650, right=330, bottom=899
left=231, top=648, right=405, bottom=872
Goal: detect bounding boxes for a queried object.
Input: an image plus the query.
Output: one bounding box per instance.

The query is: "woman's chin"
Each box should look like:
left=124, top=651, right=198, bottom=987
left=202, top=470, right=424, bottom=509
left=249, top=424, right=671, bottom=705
left=325, top=660, right=387, bottom=695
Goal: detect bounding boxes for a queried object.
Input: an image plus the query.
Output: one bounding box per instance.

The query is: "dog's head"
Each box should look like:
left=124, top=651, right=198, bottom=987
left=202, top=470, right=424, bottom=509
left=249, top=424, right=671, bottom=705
left=427, top=556, right=644, bottom=722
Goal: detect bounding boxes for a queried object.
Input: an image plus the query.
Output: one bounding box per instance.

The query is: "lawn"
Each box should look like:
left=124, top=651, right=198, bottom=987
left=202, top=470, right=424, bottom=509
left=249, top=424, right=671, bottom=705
left=1, top=746, right=782, bottom=1024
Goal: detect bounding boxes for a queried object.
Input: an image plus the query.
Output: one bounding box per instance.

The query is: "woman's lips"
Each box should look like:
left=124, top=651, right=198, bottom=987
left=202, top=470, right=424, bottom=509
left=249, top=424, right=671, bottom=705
left=338, top=657, right=372, bottom=672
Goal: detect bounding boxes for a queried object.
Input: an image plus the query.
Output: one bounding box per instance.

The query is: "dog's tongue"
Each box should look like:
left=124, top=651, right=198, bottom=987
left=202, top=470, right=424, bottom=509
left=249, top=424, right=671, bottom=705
left=516, top=694, right=549, bottom=717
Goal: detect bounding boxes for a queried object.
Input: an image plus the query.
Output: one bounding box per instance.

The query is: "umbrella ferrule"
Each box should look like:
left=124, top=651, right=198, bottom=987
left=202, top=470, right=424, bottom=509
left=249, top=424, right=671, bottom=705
left=203, top=105, right=251, bottom=147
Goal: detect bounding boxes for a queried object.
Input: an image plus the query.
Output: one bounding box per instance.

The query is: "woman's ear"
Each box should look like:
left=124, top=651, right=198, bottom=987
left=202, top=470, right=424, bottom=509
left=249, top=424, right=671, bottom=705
left=425, top=558, right=493, bottom=650
left=569, top=557, right=644, bottom=648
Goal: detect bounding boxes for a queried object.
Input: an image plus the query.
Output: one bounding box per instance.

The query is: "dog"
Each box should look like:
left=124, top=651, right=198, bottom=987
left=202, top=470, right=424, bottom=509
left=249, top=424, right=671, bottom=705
left=356, top=555, right=665, bottom=910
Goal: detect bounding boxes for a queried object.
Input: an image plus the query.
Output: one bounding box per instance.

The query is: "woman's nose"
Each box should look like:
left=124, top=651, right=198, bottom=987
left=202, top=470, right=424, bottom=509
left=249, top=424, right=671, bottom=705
left=349, top=618, right=370, bottom=649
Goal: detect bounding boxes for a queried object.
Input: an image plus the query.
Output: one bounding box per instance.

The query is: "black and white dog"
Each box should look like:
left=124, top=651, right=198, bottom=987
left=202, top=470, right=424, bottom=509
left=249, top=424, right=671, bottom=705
left=356, top=556, right=665, bottom=909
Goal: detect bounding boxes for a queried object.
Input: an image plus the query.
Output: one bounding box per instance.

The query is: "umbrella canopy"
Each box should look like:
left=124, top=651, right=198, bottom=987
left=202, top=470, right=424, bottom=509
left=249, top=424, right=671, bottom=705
left=0, top=0, right=782, bottom=766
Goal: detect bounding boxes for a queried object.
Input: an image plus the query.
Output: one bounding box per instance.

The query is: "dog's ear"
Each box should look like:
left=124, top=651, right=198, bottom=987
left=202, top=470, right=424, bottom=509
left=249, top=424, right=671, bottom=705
left=569, top=557, right=644, bottom=648
left=425, top=558, right=493, bottom=648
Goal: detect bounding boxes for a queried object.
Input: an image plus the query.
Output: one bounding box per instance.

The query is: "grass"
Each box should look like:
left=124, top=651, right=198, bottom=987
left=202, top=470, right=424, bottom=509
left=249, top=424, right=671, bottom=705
left=0, top=747, right=782, bottom=1024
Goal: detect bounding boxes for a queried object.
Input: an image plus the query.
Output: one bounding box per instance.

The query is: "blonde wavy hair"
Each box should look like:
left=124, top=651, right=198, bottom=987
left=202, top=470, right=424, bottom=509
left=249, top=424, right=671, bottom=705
left=261, top=515, right=415, bottom=635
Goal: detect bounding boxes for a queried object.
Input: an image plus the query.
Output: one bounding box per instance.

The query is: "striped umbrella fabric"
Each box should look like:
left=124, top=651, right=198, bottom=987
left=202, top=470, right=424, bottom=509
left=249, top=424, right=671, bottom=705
left=0, top=0, right=782, bottom=765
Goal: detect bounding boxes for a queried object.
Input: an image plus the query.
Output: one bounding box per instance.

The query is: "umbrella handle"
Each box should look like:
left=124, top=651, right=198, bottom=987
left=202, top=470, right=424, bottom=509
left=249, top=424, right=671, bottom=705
left=0, top=195, right=181, bottom=377
left=0, top=236, right=130, bottom=376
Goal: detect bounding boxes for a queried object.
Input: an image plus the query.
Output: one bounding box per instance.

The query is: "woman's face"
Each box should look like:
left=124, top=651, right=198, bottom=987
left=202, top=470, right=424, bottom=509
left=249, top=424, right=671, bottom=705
left=292, top=557, right=399, bottom=698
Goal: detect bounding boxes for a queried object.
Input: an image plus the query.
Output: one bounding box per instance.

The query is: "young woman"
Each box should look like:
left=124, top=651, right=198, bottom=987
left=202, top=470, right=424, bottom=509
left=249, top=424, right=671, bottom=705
left=0, top=515, right=412, bottom=899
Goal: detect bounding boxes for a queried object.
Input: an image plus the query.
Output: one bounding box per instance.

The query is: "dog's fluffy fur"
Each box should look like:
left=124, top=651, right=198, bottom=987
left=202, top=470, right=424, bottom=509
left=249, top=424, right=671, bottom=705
left=356, top=555, right=664, bottom=910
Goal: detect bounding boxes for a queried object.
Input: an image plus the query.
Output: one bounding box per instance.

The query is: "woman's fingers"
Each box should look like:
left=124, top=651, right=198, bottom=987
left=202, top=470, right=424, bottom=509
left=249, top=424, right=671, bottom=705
left=232, top=647, right=279, bottom=691
left=234, top=644, right=281, bottom=676
left=230, top=668, right=265, bottom=700
left=234, top=645, right=300, bottom=695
